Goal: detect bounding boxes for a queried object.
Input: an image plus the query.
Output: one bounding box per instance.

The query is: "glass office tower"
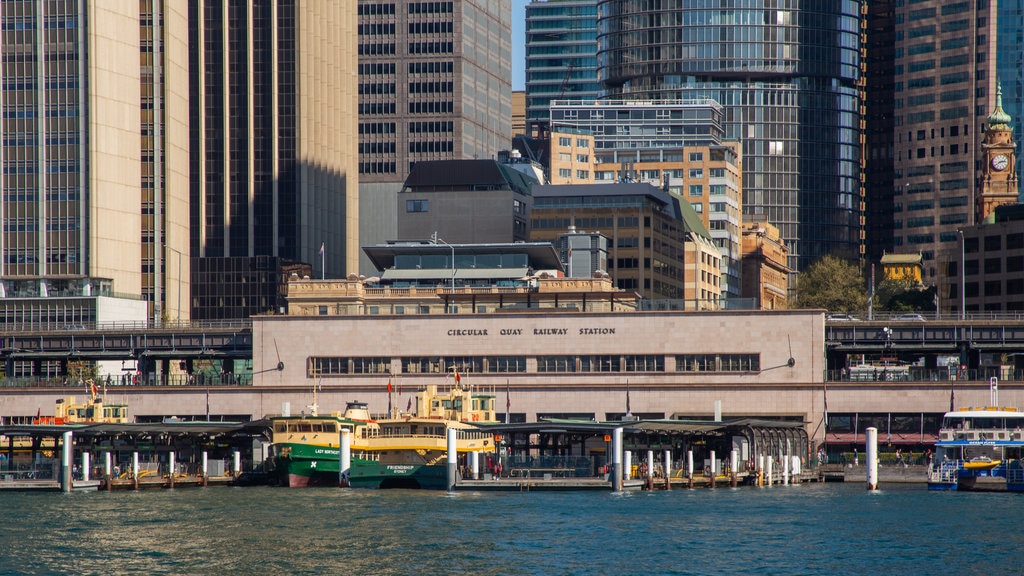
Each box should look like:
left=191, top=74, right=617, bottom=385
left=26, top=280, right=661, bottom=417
left=525, top=0, right=602, bottom=135
left=597, top=0, right=864, bottom=276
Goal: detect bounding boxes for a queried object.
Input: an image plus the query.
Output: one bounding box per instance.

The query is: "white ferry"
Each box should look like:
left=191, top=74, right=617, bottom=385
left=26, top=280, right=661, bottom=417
left=928, top=406, right=1024, bottom=491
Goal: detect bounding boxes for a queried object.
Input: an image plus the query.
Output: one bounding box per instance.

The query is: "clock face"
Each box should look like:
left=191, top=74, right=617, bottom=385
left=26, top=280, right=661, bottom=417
left=992, top=154, right=1009, bottom=171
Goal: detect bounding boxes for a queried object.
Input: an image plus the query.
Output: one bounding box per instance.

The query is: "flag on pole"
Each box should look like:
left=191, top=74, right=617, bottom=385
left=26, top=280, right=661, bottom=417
left=406, top=397, right=412, bottom=412
left=387, top=378, right=393, bottom=415
left=626, top=380, right=631, bottom=414
left=319, top=242, right=325, bottom=256
left=505, top=379, right=511, bottom=424
left=454, top=369, right=461, bottom=385
left=387, top=378, right=392, bottom=394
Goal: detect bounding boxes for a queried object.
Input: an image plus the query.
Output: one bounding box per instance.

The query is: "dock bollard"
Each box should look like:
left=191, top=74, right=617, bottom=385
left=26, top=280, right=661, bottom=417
left=866, top=427, right=879, bottom=490
left=664, top=449, right=671, bottom=491
left=446, top=428, right=457, bottom=492
left=133, top=451, right=140, bottom=490
left=61, top=431, right=73, bottom=493
left=686, top=450, right=694, bottom=489
left=339, top=429, right=351, bottom=487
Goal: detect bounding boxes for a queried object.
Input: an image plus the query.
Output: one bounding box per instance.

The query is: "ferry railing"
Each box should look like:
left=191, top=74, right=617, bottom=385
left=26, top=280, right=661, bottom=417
left=826, top=367, right=1024, bottom=383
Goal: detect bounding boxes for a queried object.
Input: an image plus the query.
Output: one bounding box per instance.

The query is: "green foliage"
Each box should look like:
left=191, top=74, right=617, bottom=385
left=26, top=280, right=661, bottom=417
left=793, top=255, right=868, bottom=311
left=874, top=280, right=936, bottom=312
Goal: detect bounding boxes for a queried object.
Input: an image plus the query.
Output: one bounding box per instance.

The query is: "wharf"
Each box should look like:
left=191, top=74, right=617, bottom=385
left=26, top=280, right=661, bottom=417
left=0, top=475, right=238, bottom=492
left=0, top=479, right=101, bottom=492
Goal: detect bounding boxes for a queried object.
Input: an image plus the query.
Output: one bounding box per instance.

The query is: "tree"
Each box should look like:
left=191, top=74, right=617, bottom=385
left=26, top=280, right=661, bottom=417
left=874, top=279, right=936, bottom=312
left=793, top=255, right=868, bottom=312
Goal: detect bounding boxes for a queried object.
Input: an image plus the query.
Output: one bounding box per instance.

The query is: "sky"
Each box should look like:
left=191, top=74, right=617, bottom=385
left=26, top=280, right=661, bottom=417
left=512, top=0, right=527, bottom=90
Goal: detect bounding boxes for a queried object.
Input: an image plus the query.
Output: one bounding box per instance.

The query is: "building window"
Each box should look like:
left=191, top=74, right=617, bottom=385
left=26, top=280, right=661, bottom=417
left=676, top=354, right=759, bottom=372
left=406, top=199, right=429, bottom=213
left=689, top=185, right=703, bottom=197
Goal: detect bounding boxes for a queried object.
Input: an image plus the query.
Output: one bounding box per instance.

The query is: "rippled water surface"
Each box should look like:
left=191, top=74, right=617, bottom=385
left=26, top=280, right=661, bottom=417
left=2, top=483, right=1024, bottom=575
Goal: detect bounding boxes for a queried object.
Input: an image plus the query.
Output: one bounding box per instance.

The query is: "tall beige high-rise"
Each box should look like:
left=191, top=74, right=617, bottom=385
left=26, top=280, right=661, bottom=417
left=0, top=0, right=188, bottom=327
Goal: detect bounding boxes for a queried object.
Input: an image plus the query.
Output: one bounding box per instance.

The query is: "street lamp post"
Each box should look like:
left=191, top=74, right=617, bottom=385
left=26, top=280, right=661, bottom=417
left=165, top=245, right=184, bottom=326
left=957, top=229, right=965, bottom=320
left=432, top=232, right=456, bottom=311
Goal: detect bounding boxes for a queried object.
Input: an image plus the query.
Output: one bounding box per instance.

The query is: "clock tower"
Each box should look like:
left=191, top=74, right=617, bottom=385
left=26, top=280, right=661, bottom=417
left=977, top=83, right=1019, bottom=222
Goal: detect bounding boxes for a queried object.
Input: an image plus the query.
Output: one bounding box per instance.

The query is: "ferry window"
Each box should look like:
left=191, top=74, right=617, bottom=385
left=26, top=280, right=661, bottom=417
left=274, top=423, right=287, bottom=433
left=298, top=423, right=313, bottom=433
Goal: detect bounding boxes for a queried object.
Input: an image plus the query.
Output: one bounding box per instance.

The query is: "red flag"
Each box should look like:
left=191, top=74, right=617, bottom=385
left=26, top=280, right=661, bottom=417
left=91, top=382, right=98, bottom=396
left=406, top=397, right=412, bottom=412
left=387, top=379, right=392, bottom=394
left=454, top=370, right=461, bottom=384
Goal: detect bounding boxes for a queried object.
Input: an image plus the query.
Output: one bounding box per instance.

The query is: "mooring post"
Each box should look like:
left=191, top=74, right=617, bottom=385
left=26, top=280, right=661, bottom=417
left=866, top=427, right=879, bottom=490
left=611, top=428, right=623, bottom=492
left=663, top=449, right=672, bottom=491
left=201, top=451, right=208, bottom=487
left=446, top=428, right=457, bottom=492
left=339, top=428, right=351, bottom=487
left=686, top=449, right=694, bottom=489
left=169, top=451, right=176, bottom=488
left=61, top=431, right=73, bottom=493
left=81, top=451, right=90, bottom=483
left=132, top=451, right=140, bottom=490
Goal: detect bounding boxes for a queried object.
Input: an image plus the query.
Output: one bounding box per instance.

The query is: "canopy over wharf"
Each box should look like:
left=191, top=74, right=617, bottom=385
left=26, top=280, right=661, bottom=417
left=475, top=418, right=810, bottom=476
left=0, top=421, right=267, bottom=474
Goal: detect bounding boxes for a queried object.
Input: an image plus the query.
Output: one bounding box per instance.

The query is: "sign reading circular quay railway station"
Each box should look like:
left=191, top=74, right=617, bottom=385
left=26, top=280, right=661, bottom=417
left=447, top=327, right=616, bottom=337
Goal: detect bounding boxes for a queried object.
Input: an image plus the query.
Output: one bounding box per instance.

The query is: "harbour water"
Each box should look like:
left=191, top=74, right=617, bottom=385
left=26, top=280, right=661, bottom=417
left=2, top=483, right=1023, bottom=575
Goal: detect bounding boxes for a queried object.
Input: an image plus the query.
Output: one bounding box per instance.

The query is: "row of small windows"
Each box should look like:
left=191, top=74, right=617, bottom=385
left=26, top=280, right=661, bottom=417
left=409, top=2, right=453, bottom=14
left=3, top=218, right=80, bottom=232
left=358, top=23, right=394, bottom=35
left=357, top=4, right=395, bottom=16
left=359, top=122, right=396, bottom=135
left=358, top=63, right=395, bottom=76
left=409, top=121, right=453, bottom=133
left=309, top=355, right=520, bottom=377
left=409, top=61, right=453, bottom=74
left=359, top=161, right=396, bottom=174
left=358, top=43, right=395, bottom=56
left=409, top=81, right=452, bottom=94
left=408, top=101, right=453, bottom=114
left=409, top=140, right=453, bottom=153
left=359, top=142, right=395, bottom=154
left=358, top=83, right=395, bottom=95
left=359, top=103, right=396, bottom=115
left=409, top=22, right=452, bottom=34
left=409, top=42, right=452, bottom=54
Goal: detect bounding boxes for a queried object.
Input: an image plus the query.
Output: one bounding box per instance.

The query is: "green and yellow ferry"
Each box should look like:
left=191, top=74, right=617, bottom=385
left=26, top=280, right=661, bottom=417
left=348, top=383, right=498, bottom=489
left=269, top=401, right=378, bottom=487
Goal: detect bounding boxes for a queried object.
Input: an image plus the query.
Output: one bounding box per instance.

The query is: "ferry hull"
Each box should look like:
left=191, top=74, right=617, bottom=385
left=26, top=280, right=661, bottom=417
left=273, top=443, right=342, bottom=487
left=348, top=460, right=448, bottom=490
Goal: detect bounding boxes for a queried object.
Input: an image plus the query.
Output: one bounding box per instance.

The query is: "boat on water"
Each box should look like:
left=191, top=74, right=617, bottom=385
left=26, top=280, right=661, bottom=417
left=928, top=406, right=1024, bottom=491
left=347, top=381, right=499, bottom=489
left=269, top=400, right=379, bottom=487
left=33, top=380, right=130, bottom=425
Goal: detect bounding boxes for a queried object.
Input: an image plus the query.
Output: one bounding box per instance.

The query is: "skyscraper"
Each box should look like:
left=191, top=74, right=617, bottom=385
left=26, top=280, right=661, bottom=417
left=597, top=0, right=865, bottom=278
left=0, top=1, right=188, bottom=328
left=887, top=0, right=1020, bottom=278
left=188, top=2, right=358, bottom=317
left=356, top=0, right=511, bottom=273
left=524, top=0, right=601, bottom=136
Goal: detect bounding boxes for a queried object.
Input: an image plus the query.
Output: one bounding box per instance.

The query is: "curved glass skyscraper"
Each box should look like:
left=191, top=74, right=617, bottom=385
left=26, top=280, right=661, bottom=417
left=597, top=0, right=863, bottom=275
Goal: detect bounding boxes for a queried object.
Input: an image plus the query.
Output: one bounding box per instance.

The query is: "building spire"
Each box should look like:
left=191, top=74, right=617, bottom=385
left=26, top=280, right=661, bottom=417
left=987, top=82, right=1013, bottom=130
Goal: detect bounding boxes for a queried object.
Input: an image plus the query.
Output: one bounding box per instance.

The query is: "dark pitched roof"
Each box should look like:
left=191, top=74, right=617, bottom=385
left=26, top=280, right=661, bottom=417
left=403, top=160, right=538, bottom=195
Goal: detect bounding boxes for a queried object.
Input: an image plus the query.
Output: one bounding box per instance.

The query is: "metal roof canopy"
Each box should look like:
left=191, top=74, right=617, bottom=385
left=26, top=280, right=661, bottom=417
left=0, top=422, right=247, bottom=437
left=472, top=417, right=806, bottom=437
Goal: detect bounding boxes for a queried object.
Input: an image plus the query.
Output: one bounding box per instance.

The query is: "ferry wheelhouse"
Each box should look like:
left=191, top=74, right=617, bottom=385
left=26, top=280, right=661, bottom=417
left=928, top=406, right=1024, bottom=491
